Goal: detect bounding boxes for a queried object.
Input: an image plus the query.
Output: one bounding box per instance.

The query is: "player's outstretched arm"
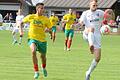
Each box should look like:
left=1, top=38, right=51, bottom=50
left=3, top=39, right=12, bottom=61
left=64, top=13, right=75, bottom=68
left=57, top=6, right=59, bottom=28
left=72, top=20, right=84, bottom=29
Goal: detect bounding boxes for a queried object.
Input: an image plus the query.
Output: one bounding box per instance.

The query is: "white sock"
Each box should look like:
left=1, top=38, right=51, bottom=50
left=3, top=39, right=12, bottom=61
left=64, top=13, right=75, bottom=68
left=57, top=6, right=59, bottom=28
left=35, top=71, right=39, bottom=74
left=88, top=32, right=94, bottom=46
left=19, top=36, right=22, bottom=43
left=13, top=34, right=17, bottom=41
left=87, top=59, right=97, bottom=75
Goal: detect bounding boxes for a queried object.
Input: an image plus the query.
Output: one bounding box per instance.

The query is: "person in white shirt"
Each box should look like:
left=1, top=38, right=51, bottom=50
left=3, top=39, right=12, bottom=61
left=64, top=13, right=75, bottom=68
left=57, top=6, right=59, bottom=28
left=0, top=13, right=3, bottom=30
left=75, top=0, right=106, bottom=80
left=12, top=9, right=24, bottom=45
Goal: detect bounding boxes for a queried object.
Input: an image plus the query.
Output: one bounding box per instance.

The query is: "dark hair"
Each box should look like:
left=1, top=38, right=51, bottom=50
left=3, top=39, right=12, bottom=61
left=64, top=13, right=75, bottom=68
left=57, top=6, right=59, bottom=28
left=90, top=0, right=97, bottom=2
left=36, top=3, right=44, bottom=7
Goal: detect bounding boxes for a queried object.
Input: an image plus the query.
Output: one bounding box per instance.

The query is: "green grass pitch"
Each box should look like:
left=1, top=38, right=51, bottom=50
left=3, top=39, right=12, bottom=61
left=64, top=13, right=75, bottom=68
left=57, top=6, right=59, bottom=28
left=0, top=30, right=120, bottom=80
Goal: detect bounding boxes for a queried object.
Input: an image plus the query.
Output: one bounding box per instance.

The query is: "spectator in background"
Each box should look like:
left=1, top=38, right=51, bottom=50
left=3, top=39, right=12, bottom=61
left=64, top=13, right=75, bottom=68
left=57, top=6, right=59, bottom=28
left=9, top=13, right=13, bottom=22
left=3, top=13, right=9, bottom=22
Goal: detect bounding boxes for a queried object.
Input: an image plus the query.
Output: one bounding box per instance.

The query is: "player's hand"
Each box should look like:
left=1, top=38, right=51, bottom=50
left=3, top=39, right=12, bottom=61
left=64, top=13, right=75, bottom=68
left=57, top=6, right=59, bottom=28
left=64, top=20, right=69, bottom=23
left=70, top=24, right=75, bottom=29
left=45, top=28, right=50, bottom=32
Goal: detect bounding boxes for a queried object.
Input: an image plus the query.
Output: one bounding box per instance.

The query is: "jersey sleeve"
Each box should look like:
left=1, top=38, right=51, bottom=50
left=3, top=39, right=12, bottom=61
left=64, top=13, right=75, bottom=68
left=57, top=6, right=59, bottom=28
left=79, top=11, right=86, bottom=24
left=22, top=15, right=31, bottom=23
left=63, top=14, right=67, bottom=20
left=46, top=18, right=52, bottom=29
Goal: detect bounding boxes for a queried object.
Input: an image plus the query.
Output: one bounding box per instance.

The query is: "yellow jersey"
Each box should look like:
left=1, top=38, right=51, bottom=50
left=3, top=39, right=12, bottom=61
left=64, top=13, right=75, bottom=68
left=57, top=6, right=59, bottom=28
left=63, top=13, right=76, bottom=30
left=49, top=16, right=59, bottom=26
left=23, top=14, right=52, bottom=42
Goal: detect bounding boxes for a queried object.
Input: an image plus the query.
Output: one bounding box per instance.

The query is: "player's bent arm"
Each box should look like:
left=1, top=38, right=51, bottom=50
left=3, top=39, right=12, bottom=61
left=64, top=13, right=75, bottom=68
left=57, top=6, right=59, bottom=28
left=79, top=20, right=84, bottom=27
left=48, top=28, right=52, bottom=36
left=45, top=27, right=52, bottom=39
left=61, top=18, right=68, bottom=23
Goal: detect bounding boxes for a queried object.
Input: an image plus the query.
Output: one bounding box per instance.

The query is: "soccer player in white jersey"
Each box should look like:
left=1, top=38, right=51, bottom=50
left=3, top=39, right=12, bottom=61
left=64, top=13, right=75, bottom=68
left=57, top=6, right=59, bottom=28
left=12, top=9, right=24, bottom=45
left=75, top=0, right=110, bottom=80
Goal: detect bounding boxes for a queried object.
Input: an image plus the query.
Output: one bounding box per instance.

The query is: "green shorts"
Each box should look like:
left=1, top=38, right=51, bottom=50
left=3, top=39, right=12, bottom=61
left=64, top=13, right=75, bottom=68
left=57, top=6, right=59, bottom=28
left=52, top=26, right=56, bottom=33
left=28, top=39, right=47, bottom=54
left=65, top=29, right=74, bottom=38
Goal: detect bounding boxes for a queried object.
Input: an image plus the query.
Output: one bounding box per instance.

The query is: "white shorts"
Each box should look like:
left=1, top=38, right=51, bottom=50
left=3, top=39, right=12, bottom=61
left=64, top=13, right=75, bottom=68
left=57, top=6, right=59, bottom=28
left=83, top=31, right=101, bottom=49
left=12, top=27, right=19, bottom=33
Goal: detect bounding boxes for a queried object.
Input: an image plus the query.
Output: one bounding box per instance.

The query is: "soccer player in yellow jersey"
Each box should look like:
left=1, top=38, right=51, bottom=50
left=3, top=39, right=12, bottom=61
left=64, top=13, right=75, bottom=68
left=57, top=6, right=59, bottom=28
left=20, top=3, right=52, bottom=79
left=62, top=9, right=76, bottom=51
left=49, top=12, right=59, bottom=42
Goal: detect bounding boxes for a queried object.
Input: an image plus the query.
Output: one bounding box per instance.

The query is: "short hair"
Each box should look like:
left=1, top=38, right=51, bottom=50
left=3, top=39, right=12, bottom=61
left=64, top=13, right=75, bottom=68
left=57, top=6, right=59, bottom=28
left=90, top=0, right=97, bottom=2
left=36, top=3, right=44, bottom=7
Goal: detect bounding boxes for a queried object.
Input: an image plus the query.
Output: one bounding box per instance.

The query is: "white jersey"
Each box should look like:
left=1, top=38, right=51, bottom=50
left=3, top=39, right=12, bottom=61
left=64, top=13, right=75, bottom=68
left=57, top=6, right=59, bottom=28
left=80, top=9, right=104, bottom=34
left=16, top=15, right=24, bottom=27
left=16, top=15, right=24, bottom=23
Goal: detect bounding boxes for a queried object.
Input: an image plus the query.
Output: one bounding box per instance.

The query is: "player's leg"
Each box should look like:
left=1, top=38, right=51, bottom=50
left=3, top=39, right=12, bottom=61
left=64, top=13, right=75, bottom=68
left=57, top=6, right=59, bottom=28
left=19, top=30, right=23, bottom=45
left=12, top=28, right=18, bottom=44
left=52, top=32, right=56, bottom=42
left=29, top=40, right=39, bottom=79
left=52, top=26, right=56, bottom=43
left=64, top=30, right=69, bottom=50
left=41, top=54, right=47, bottom=77
left=19, top=35, right=23, bottom=45
left=87, top=28, right=95, bottom=54
left=86, top=35, right=101, bottom=80
left=12, top=31, right=16, bottom=41
left=83, top=31, right=88, bottom=42
left=38, top=42, right=47, bottom=77
left=86, top=49, right=101, bottom=80
left=18, top=25, right=24, bottom=45
left=67, top=29, right=74, bottom=51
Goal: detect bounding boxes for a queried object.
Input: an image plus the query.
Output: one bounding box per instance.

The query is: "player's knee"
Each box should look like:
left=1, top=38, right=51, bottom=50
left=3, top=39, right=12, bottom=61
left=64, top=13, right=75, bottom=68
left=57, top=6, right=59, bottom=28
left=31, top=48, right=36, bottom=55
left=53, top=35, right=55, bottom=38
left=95, top=58, right=101, bottom=62
left=89, top=27, right=94, bottom=32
